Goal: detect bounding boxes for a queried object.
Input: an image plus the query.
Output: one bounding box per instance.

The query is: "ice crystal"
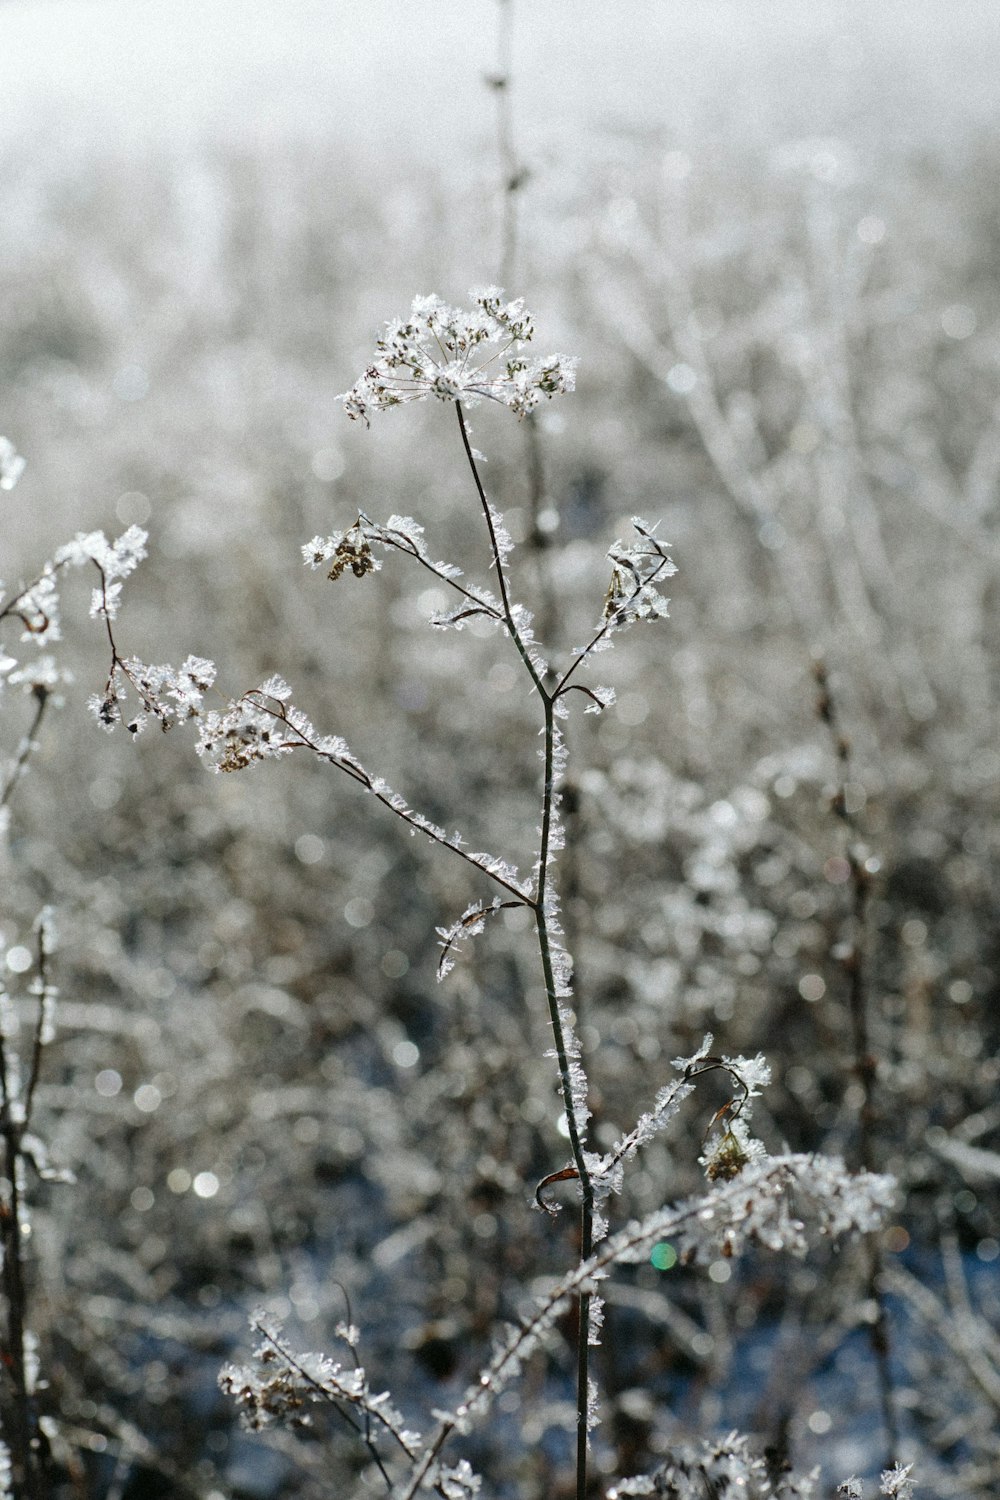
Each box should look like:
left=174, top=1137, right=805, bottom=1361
left=220, top=1314, right=424, bottom=1457
left=436, top=897, right=524, bottom=980
left=588, top=1295, right=605, bottom=1348
left=6, top=656, right=70, bottom=695
left=438, top=1459, right=482, bottom=1498
left=12, top=571, right=60, bottom=644
left=90, top=652, right=217, bottom=736
left=0, top=437, right=26, bottom=491
left=880, top=1464, right=915, bottom=1499
left=609, top=1431, right=772, bottom=1500
left=609, top=1153, right=895, bottom=1265
left=196, top=693, right=294, bottom=772
left=609, top=1433, right=895, bottom=1500
left=55, top=525, right=148, bottom=582
left=339, top=288, right=577, bottom=424
left=601, top=519, right=676, bottom=629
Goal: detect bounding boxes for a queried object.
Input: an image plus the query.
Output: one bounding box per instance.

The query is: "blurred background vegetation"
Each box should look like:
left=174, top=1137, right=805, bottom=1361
left=2, top=2, right=1000, bottom=1496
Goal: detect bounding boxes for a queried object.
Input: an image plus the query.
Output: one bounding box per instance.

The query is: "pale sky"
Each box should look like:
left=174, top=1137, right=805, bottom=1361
left=5, top=0, right=999, bottom=163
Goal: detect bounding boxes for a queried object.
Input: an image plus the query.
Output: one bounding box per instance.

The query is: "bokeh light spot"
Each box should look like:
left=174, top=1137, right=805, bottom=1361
left=650, top=1242, right=678, bottom=1271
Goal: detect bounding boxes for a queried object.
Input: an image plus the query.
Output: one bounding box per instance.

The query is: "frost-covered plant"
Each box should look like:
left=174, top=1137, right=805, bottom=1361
left=0, top=442, right=162, bottom=1500
left=87, top=295, right=898, bottom=1498
left=605, top=1436, right=915, bottom=1499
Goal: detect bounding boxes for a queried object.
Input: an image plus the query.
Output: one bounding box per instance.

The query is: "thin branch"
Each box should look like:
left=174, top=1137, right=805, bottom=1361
left=554, top=548, right=675, bottom=699
left=0, top=685, right=50, bottom=812
left=359, top=514, right=504, bottom=623
left=243, top=694, right=532, bottom=905
left=0, top=1031, right=43, bottom=1500
left=436, top=899, right=527, bottom=980
left=455, top=396, right=597, bottom=1498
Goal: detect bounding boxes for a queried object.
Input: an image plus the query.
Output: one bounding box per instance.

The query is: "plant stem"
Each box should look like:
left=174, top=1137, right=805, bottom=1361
left=814, top=659, right=898, bottom=1466
left=455, top=401, right=595, bottom=1496
left=0, top=688, right=49, bottom=813
left=0, top=1041, right=42, bottom=1500
left=493, top=0, right=521, bottom=289
left=455, top=403, right=547, bottom=698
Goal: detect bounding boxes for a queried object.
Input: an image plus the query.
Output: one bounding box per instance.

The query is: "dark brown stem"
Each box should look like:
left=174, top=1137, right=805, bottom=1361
left=0, top=1036, right=42, bottom=1500
left=492, top=0, right=522, bottom=289
left=455, top=402, right=548, bottom=699
left=813, top=657, right=898, bottom=1466
left=21, top=919, right=53, bottom=1133
left=455, top=400, right=596, bottom=1495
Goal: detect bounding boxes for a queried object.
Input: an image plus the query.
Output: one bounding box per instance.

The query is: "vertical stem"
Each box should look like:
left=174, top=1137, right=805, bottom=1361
left=815, top=660, right=898, bottom=1466
left=844, top=852, right=899, bottom=1465
left=534, top=694, right=595, bottom=1500
left=456, top=402, right=594, bottom=1496
left=0, top=1041, right=41, bottom=1500
left=493, top=0, right=520, bottom=290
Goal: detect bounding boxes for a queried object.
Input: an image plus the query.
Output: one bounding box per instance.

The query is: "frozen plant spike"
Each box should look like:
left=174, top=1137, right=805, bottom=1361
left=701, top=1116, right=767, bottom=1183
left=338, top=289, right=577, bottom=424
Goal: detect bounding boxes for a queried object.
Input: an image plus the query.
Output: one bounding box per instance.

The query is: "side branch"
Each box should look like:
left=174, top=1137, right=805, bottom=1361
left=555, top=547, right=675, bottom=698
left=241, top=694, right=532, bottom=905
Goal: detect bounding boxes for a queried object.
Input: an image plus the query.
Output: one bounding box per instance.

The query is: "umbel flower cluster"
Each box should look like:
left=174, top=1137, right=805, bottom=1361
left=338, top=287, right=578, bottom=423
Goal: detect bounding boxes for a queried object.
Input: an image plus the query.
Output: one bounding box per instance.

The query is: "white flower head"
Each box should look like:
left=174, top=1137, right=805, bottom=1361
left=339, top=288, right=577, bottom=424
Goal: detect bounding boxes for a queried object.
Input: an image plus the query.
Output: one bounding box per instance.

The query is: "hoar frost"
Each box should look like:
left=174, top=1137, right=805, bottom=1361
left=338, top=288, right=577, bottom=424
left=0, top=437, right=26, bottom=491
